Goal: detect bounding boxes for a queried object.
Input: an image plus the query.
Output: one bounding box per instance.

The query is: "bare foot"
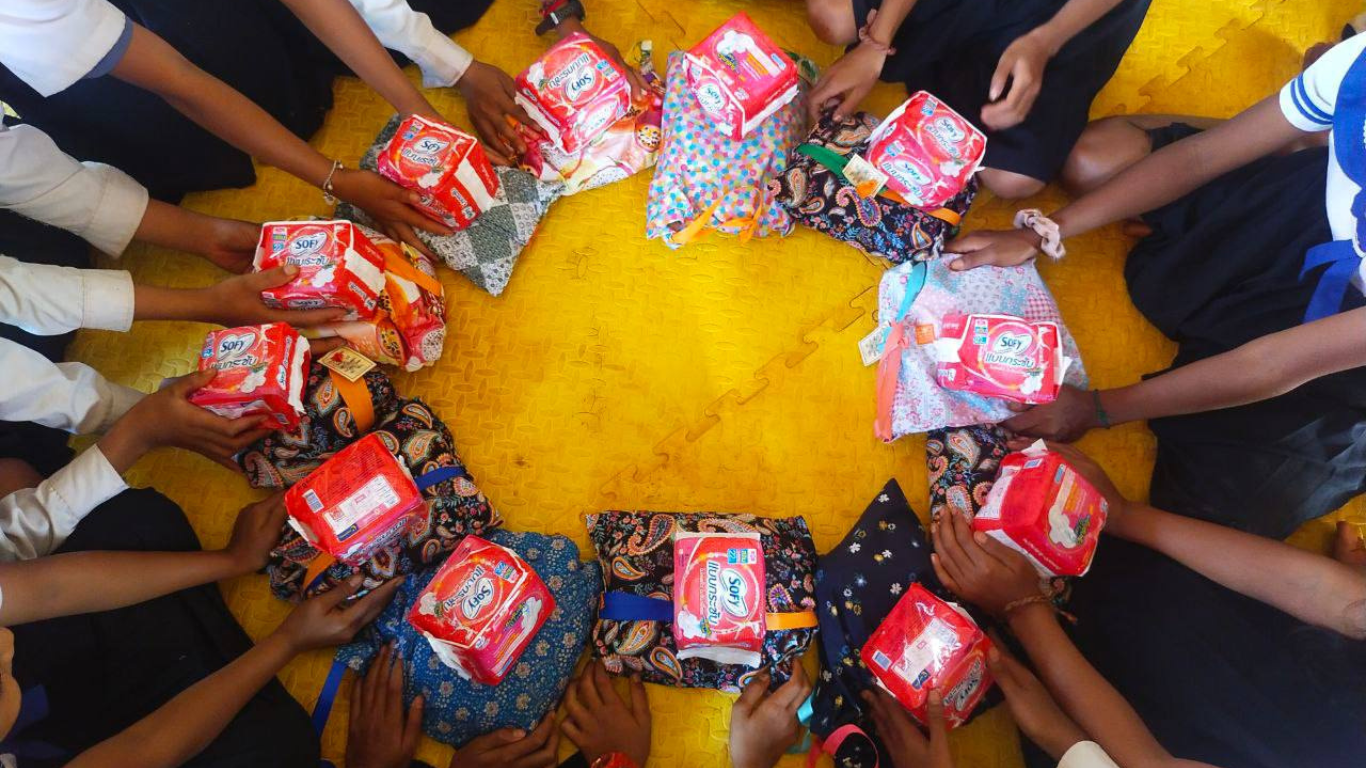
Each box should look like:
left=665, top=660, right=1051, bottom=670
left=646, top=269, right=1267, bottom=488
left=1331, top=521, right=1366, bottom=568
left=1120, top=220, right=1153, bottom=238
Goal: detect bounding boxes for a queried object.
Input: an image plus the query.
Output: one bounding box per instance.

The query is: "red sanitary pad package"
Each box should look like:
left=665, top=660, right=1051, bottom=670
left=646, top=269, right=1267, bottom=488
left=862, top=91, right=986, bottom=209
left=253, top=221, right=387, bottom=320
left=516, top=33, right=632, bottom=155
left=862, top=584, right=993, bottom=728
left=188, top=322, right=309, bottom=431
left=974, top=441, right=1108, bottom=577
left=684, top=12, right=798, bottom=140
left=284, top=433, right=427, bottom=566
left=409, top=535, right=555, bottom=684
left=672, top=532, right=766, bottom=667
left=935, top=314, right=1068, bottom=405
left=376, top=114, right=501, bottom=230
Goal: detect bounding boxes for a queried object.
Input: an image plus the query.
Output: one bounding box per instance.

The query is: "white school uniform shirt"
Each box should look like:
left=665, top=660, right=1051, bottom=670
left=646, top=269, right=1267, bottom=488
left=1279, top=33, right=1366, bottom=282
left=0, top=0, right=474, bottom=98
left=1057, top=741, right=1121, bottom=768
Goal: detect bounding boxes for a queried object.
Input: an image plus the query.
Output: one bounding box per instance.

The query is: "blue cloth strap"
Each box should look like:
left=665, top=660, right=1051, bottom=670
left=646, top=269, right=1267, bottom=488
left=311, top=658, right=349, bottom=737
left=1301, top=240, right=1360, bottom=322
left=894, top=261, right=928, bottom=324
left=600, top=591, right=673, bottom=621
left=415, top=465, right=468, bottom=491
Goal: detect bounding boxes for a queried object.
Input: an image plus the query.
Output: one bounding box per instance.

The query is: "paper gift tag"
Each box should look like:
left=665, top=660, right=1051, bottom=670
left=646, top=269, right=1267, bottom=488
left=844, top=154, right=889, bottom=198
left=319, top=347, right=377, bottom=382
left=859, top=325, right=891, bottom=366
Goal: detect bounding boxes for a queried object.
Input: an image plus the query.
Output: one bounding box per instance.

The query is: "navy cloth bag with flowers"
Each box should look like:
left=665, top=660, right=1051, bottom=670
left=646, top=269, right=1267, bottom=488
left=587, top=511, right=818, bottom=692
left=771, top=111, right=977, bottom=265
left=335, top=529, right=601, bottom=747
left=809, top=480, right=999, bottom=768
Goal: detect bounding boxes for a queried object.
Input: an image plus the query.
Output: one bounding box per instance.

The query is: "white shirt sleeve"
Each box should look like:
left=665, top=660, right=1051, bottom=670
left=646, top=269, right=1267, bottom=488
left=345, top=0, right=474, bottom=88
left=0, top=446, right=127, bottom=561
left=0, top=0, right=129, bottom=97
left=0, top=255, right=135, bottom=335
left=1057, top=741, right=1121, bottom=768
left=0, top=124, right=149, bottom=256
left=0, top=338, right=144, bottom=435
left=1279, top=34, right=1366, bottom=132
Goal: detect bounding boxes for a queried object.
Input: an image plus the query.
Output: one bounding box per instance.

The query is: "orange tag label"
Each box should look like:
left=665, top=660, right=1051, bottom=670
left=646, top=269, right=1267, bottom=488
left=914, top=324, right=936, bottom=345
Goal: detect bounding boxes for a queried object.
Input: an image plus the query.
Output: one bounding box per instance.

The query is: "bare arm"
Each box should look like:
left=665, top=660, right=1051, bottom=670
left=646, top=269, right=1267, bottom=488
left=1032, top=0, right=1129, bottom=54
left=1111, top=504, right=1366, bottom=639
left=276, top=0, right=438, bottom=119
left=1009, top=605, right=1220, bottom=768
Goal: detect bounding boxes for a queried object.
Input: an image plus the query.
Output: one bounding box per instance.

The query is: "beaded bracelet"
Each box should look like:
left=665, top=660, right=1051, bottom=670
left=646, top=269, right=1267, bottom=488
left=1092, top=389, right=1111, bottom=428
left=321, top=159, right=343, bottom=206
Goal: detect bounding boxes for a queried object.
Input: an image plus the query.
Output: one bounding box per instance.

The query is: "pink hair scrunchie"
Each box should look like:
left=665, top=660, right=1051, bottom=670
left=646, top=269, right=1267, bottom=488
left=1014, top=208, right=1066, bottom=260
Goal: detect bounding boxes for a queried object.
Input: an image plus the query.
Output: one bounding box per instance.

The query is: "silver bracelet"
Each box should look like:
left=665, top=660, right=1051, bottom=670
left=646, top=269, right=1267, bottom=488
left=321, top=159, right=343, bottom=205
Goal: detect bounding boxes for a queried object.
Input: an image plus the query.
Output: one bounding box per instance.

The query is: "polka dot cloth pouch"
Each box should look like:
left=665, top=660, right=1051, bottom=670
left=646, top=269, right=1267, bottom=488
left=645, top=51, right=810, bottom=248
left=335, top=529, right=601, bottom=747
left=874, top=256, right=1089, bottom=438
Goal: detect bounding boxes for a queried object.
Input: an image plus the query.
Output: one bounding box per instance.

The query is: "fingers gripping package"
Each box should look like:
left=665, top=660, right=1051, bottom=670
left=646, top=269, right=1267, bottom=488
left=673, top=532, right=766, bottom=667
left=284, top=433, right=427, bottom=566
left=376, top=115, right=501, bottom=230
left=861, top=584, right=993, bottom=728
left=973, top=442, right=1108, bottom=577
left=313, top=229, right=447, bottom=371
left=934, top=314, right=1070, bottom=405
left=515, top=33, right=633, bottom=155
left=188, top=323, right=309, bottom=430
left=253, top=221, right=387, bottom=320
left=861, top=92, right=986, bottom=208
left=408, top=535, right=555, bottom=685
left=684, top=13, right=798, bottom=140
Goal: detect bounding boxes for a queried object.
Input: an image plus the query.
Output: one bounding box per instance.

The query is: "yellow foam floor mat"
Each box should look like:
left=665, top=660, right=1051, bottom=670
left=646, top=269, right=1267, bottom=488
left=68, top=0, right=1363, bottom=765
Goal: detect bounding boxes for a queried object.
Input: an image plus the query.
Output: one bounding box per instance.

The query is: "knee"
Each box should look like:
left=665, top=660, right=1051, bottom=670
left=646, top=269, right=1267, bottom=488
left=0, top=459, right=43, bottom=499
left=980, top=170, right=1047, bottom=201
left=1060, top=117, right=1152, bottom=196
left=807, top=0, right=858, bottom=45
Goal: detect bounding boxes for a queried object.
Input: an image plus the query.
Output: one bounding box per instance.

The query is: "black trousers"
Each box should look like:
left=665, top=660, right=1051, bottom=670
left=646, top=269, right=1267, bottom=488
left=9, top=487, right=319, bottom=767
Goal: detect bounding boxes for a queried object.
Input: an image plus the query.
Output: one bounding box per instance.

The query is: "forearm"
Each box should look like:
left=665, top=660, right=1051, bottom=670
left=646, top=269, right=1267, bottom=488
left=112, top=26, right=334, bottom=190
left=1051, top=97, right=1303, bottom=240
left=278, top=0, right=437, bottom=117
left=67, top=632, right=298, bottom=768
left=131, top=283, right=214, bottom=324
left=0, top=548, right=247, bottom=625
left=866, top=0, right=919, bottom=41
left=1098, top=306, right=1366, bottom=426
left=1008, top=606, right=1183, bottom=768
left=1114, top=504, right=1366, bottom=639
left=1031, top=0, right=1127, bottom=55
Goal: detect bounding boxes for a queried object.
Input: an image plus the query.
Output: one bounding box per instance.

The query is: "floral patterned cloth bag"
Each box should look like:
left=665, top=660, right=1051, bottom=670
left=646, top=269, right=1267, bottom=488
left=772, top=111, right=977, bottom=264
left=873, top=256, right=1088, bottom=438
left=645, top=52, right=812, bottom=249
left=586, top=511, right=819, bottom=691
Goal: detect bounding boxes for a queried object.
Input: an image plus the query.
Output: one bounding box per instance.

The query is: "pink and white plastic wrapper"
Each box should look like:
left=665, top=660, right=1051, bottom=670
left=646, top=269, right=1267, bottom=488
left=684, top=12, right=798, bottom=139
left=863, top=92, right=986, bottom=209
left=935, top=314, right=1070, bottom=405
left=672, top=532, right=766, bottom=666
left=516, top=33, right=633, bottom=155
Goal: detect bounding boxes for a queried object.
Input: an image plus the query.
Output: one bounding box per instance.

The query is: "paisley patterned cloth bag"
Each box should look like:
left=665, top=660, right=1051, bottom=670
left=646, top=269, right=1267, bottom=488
left=238, top=364, right=501, bottom=600
left=644, top=52, right=811, bottom=249
left=874, top=256, right=1088, bottom=438
left=335, top=530, right=601, bottom=746
left=586, top=511, right=819, bottom=691
left=772, top=111, right=976, bottom=264
left=339, top=114, right=562, bottom=296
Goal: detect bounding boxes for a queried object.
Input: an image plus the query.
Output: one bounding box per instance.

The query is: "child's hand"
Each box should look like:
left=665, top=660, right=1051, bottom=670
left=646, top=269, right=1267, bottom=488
left=1000, top=385, right=1098, bottom=442
left=345, top=643, right=424, bottom=768
left=808, top=43, right=885, bottom=123
left=930, top=510, right=1042, bottom=617
left=981, top=30, right=1054, bottom=131
left=860, top=686, right=953, bottom=768
left=553, top=19, right=648, bottom=98
left=330, top=168, right=453, bottom=248
left=98, top=370, right=275, bottom=472
left=274, top=575, right=403, bottom=653
left=201, top=266, right=347, bottom=329
left=457, top=60, right=538, bottom=165
left=945, top=228, right=1042, bottom=271
left=985, top=639, right=1086, bottom=761
left=201, top=217, right=260, bottom=274
left=224, top=492, right=288, bottom=575
left=448, top=715, right=560, bottom=768
left=728, top=665, right=812, bottom=768
left=561, top=662, right=651, bottom=767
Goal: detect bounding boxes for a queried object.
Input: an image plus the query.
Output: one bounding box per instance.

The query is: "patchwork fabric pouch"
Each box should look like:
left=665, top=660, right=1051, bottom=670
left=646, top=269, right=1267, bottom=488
left=772, top=111, right=977, bottom=264
left=645, top=52, right=811, bottom=249
left=339, top=114, right=562, bottom=296
left=334, top=529, right=601, bottom=746
left=874, top=256, right=1088, bottom=438
left=587, top=511, right=818, bottom=691
left=807, top=480, right=999, bottom=768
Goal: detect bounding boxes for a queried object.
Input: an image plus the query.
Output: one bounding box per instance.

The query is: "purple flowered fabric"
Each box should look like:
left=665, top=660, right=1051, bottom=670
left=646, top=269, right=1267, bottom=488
left=586, top=511, right=817, bottom=692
